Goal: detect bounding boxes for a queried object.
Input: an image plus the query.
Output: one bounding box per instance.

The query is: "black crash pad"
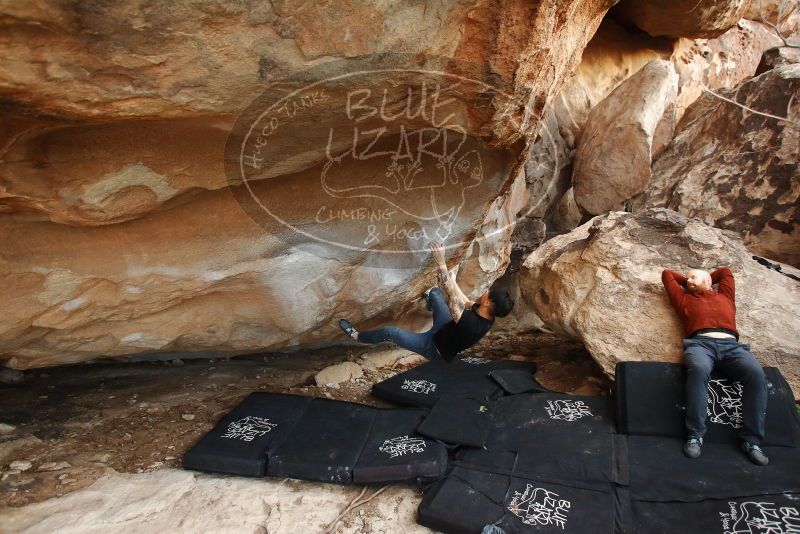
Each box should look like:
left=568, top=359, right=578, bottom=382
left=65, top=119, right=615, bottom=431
left=627, top=435, right=800, bottom=502
left=414, top=392, right=614, bottom=451
left=182, top=393, right=311, bottom=476
left=487, top=393, right=616, bottom=442
left=183, top=392, right=447, bottom=484
left=450, top=356, right=537, bottom=374
left=267, top=397, right=375, bottom=483
left=418, top=466, right=619, bottom=534
left=489, top=369, right=551, bottom=395
left=626, top=492, right=800, bottom=534
left=417, top=394, right=493, bottom=447
left=371, top=358, right=536, bottom=408
left=615, top=362, right=800, bottom=447
left=353, top=409, right=447, bottom=484
left=456, top=432, right=626, bottom=488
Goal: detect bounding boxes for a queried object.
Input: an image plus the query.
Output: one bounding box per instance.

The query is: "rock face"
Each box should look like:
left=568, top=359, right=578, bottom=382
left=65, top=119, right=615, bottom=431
left=757, top=46, right=800, bottom=75
left=572, top=60, right=679, bottom=215
left=519, top=19, right=672, bottom=234
left=745, top=0, right=800, bottom=36
left=519, top=209, right=800, bottom=395
left=615, top=0, right=752, bottom=38
left=0, top=469, right=431, bottom=533
left=0, top=1, right=617, bottom=368
left=515, top=16, right=782, bottom=238
left=671, top=19, right=784, bottom=120
left=632, top=64, right=800, bottom=267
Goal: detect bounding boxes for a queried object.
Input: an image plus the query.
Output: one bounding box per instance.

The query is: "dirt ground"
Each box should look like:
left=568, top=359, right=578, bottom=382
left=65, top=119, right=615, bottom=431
left=0, top=330, right=610, bottom=508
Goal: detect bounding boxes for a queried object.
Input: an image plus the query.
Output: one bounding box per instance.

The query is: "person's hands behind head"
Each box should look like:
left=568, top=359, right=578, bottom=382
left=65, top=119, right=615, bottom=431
left=429, top=242, right=447, bottom=269
left=686, top=269, right=712, bottom=294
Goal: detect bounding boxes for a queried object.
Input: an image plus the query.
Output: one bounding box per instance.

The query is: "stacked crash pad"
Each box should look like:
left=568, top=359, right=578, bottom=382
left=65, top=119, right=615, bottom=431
left=184, top=357, right=800, bottom=534
left=370, top=357, right=545, bottom=407
left=416, top=361, right=800, bottom=534
left=618, top=362, right=800, bottom=534
left=417, top=392, right=624, bottom=533
left=616, top=362, right=800, bottom=446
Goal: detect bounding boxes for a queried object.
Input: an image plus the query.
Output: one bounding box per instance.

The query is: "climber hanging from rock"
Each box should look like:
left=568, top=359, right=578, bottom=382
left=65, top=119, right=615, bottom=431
left=338, top=242, right=514, bottom=362
left=661, top=266, right=769, bottom=466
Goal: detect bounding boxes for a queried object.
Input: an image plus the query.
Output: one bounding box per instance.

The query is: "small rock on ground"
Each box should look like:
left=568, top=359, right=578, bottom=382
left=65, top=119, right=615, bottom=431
left=37, top=462, right=71, bottom=472
left=0, top=368, right=24, bottom=385
left=315, top=362, right=364, bottom=387
left=9, top=460, right=33, bottom=472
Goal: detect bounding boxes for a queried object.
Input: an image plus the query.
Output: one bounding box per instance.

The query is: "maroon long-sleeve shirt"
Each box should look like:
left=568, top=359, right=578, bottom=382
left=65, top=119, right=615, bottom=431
left=661, top=267, right=739, bottom=339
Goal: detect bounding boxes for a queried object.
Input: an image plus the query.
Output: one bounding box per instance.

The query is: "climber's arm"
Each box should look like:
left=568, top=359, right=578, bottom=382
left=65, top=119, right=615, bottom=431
left=661, top=269, right=686, bottom=310
left=430, top=243, right=468, bottom=322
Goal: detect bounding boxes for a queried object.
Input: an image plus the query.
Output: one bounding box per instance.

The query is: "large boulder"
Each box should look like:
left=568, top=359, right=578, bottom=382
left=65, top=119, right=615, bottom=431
left=519, top=209, right=800, bottom=395
left=0, top=0, right=617, bottom=368
left=614, top=0, right=751, bottom=39
left=519, top=19, right=671, bottom=233
left=572, top=60, right=679, bottom=215
left=632, top=64, right=800, bottom=267
left=517, top=17, right=780, bottom=236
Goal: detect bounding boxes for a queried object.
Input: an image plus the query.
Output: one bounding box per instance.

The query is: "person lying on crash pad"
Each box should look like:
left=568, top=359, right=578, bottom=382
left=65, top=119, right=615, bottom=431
left=662, top=266, right=769, bottom=466
left=338, top=242, right=514, bottom=362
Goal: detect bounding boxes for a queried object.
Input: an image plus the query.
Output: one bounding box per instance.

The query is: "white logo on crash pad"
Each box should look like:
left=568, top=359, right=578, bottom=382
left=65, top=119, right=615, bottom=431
left=401, top=379, right=437, bottom=395
left=378, top=435, right=427, bottom=458
left=508, top=485, right=571, bottom=529
left=718, top=499, right=800, bottom=534
left=546, top=400, right=593, bottom=422
left=707, top=379, right=744, bottom=429
left=221, top=416, right=277, bottom=441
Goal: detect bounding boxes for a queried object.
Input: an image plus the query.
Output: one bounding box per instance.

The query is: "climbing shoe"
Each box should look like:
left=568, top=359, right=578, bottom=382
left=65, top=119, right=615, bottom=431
left=422, top=287, right=434, bottom=311
left=683, top=437, right=703, bottom=459
left=338, top=319, right=359, bottom=341
left=742, top=441, right=769, bottom=466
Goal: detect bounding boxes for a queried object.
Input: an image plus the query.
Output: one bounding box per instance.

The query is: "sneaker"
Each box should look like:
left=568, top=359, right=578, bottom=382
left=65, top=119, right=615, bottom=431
left=338, top=319, right=359, bottom=341
left=422, top=287, right=434, bottom=311
left=742, top=441, right=769, bottom=466
left=683, top=437, right=703, bottom=459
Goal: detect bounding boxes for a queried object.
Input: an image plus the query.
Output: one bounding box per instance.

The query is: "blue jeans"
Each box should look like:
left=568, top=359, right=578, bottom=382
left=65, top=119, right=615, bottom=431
left=357, top=287, right=452, bottom=361
left=683, top=337, right=767, bottom=444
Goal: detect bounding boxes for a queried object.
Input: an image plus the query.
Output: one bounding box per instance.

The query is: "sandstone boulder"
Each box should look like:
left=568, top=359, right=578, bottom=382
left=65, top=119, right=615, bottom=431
left=0, top=0, right=618, bottom=368
left=520, top=19, right=671, bottom=234
left=519, top=209, right=800, bottom=395
left=572, top=60, right=679, bottom=216
left=632, top=64, right=800, bottom=267
left=615, top=0, right=751, bottom=38
left=517, top=17, right=780, bottom=236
